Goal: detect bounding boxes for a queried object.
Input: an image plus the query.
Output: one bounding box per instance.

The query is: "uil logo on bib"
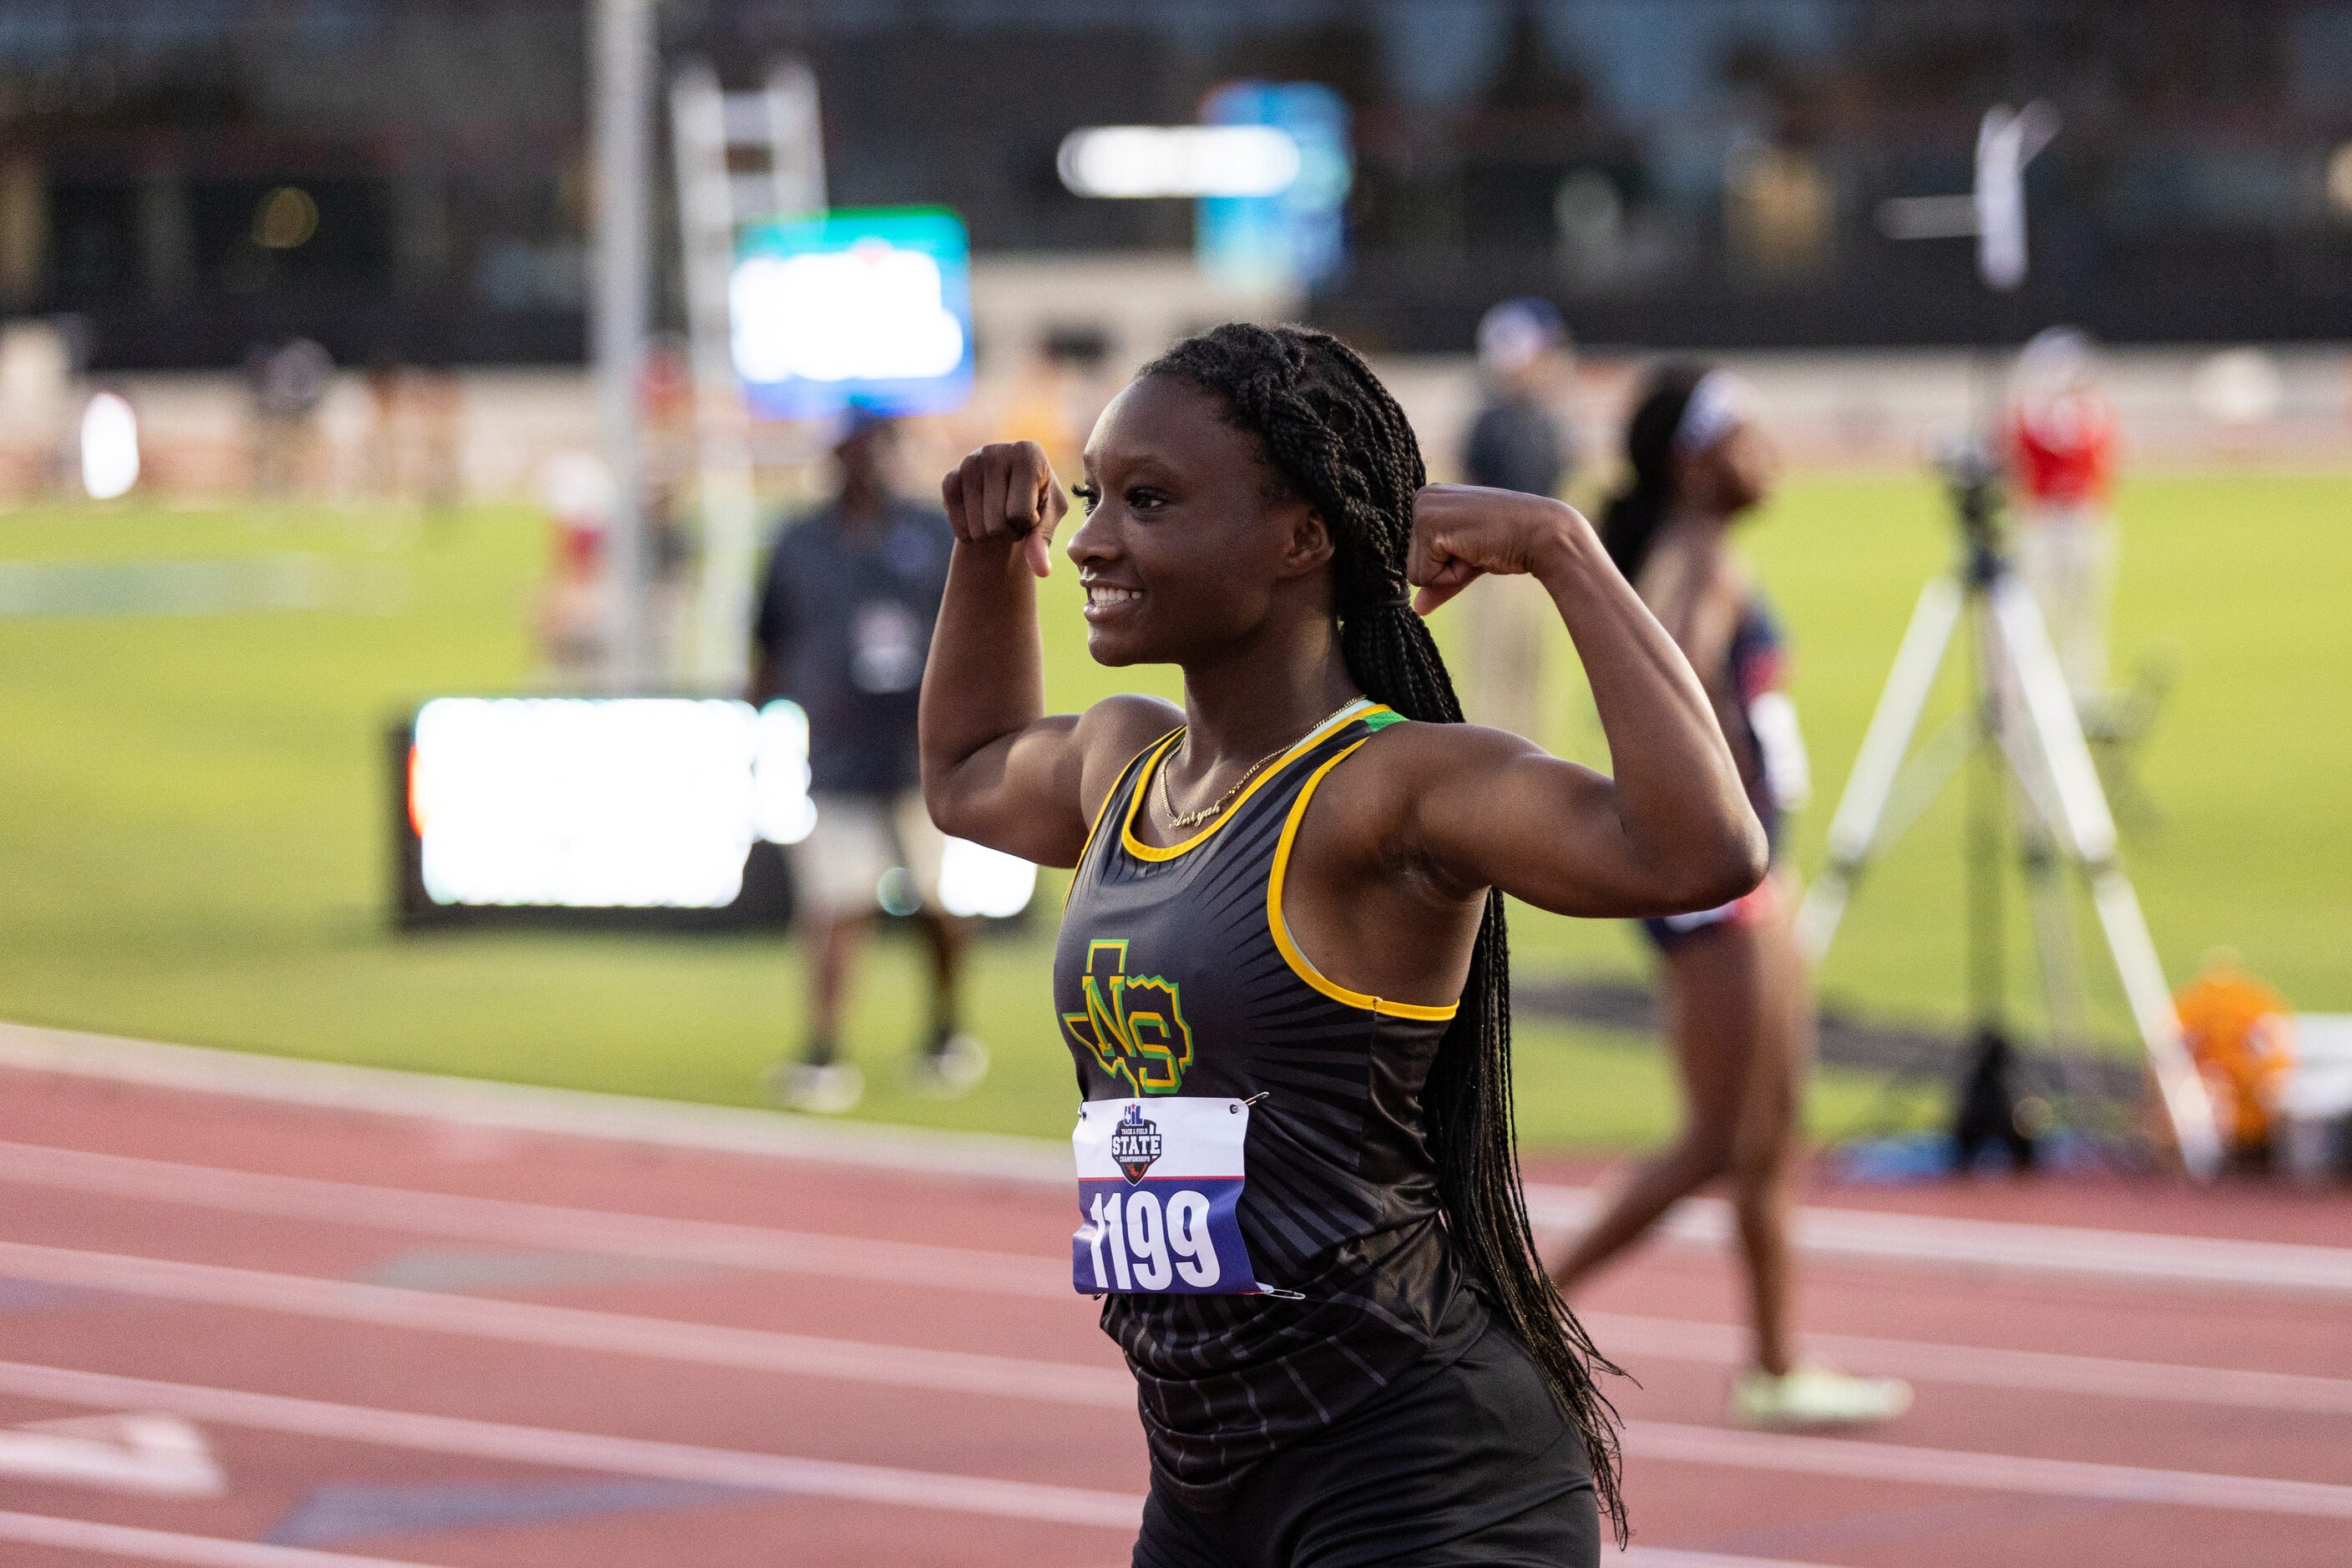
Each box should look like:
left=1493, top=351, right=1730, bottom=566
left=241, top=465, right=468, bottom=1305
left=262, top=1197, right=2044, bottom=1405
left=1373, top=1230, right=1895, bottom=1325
left=1111, top=1104, right=1162, bottom=1184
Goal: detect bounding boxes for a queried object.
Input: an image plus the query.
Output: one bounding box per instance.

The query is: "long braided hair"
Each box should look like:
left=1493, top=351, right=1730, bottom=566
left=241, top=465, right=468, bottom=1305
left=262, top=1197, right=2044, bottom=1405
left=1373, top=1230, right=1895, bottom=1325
left=1142, top=322, right=1626, bottom=1540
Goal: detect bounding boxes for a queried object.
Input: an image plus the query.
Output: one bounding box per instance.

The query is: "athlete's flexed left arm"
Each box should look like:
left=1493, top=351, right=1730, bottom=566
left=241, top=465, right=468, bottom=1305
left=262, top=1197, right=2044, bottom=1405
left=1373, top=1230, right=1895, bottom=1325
left=1400, top=484, right=1766, bottom=917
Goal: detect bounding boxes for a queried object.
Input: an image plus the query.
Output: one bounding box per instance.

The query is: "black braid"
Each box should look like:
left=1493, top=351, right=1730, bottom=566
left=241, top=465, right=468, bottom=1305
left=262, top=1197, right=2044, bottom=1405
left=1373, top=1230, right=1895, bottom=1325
left=1599, top=361, right=1711, bottom=584
left=1142, top=322, right=1627, bottom=1543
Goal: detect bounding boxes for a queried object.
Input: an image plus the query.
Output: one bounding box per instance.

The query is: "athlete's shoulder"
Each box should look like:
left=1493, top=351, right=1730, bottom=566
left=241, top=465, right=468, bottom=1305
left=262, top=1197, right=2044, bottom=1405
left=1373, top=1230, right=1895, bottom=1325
left=1327, top=716, right=1544, bottom=809
left=1076, top=692, right=1184, bottom=751
left=1072, top=693, right=1184, bottom=799
left=1295, top=717, right=1555, bottom=888
left=1355, top=711, right=1539, bottom=757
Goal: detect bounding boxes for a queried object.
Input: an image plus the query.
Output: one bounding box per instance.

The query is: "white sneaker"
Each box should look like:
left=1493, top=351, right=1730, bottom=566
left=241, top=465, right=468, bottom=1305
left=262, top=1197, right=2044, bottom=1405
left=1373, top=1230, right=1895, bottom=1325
left=1731, top=1364, right=1913, bottom=1429
left=773, top=1060, right=864, bottom=1115
left=908, top=1033, right=988, bottom=1098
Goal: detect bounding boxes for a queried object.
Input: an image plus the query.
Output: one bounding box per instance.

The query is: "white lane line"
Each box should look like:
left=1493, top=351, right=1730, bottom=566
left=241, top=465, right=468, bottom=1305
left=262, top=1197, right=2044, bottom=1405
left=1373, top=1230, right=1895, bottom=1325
left=0, top=1413, right=225, bottom=1497
left=5, top=1146, right=2347, bottom=1418
left=1520, top=1183, right=2352, bottom=1296
left=0, top=1511, right=442, bottom=1568
left=0, top=1024, right=1067, bottom=1183
left=14, top=1238, right=2352, bottom=1422
left=4, top=1358, right=2349, bottom=1526
left=0, top=1140, right=1067, bottom=1299
left=0, top=1360, right=1141, bottom=1530
left=1579, top=1312, right=2352, bottom=1418
left=0, top=1241, right=1131, bottom=1410
left=9, top=1028, right=2351, bottom=1295
left=1624, top=1420, right=2352, bottom=1519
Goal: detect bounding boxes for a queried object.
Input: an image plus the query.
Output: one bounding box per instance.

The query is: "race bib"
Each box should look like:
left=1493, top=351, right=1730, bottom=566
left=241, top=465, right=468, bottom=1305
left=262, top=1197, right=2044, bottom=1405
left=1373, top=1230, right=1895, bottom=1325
left=1072, top=1098, right=1260, bottom=1295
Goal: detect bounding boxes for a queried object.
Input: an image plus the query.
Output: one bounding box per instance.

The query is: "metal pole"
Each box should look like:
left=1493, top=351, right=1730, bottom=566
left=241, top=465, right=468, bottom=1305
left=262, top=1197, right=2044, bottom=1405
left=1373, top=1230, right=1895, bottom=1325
left=592, top=0, right=654, bottom=690
left=1965, top=599, right=2008, bottom=1041
left=668, top=62, right=754, bottom=691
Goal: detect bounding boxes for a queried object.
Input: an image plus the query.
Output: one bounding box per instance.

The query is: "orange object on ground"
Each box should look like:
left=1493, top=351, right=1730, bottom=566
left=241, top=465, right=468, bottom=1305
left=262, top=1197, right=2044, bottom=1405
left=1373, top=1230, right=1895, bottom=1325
left=2175, top=953, right=2295, bottom=1154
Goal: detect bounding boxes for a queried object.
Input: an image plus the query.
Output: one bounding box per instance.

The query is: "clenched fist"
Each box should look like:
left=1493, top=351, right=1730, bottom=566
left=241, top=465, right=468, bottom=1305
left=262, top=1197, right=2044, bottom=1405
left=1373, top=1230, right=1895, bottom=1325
left=1406, top=483, right=1596, bottom=615
left=942, top=440, right=1066, bottom=579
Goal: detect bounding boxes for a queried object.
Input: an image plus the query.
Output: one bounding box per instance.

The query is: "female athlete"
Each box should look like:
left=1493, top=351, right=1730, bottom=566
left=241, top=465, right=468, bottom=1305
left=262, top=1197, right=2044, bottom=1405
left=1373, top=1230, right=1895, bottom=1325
left=920, top=325, right=1766, bottom=1566
left=1544, top=364, right=1910, bottom=1429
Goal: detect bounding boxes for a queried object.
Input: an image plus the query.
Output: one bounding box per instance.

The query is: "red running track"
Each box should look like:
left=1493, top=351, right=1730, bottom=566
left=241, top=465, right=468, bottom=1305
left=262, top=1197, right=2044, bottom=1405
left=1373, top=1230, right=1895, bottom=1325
left=0, top=1057, right=2347, bottom=1568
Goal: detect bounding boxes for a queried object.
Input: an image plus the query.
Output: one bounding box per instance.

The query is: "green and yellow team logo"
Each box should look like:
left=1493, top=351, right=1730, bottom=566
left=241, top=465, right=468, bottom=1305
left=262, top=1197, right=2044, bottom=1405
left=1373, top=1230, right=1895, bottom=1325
left=1063, top=938, right=1194, bottom=1095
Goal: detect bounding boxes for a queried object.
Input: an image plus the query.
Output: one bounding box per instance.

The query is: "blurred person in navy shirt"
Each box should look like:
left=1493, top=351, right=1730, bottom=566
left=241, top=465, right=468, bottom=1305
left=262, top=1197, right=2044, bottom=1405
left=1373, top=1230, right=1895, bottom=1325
left=1456, top=299, right=1579, bottom=741
left=1463, top=298, right=1577, bottom=501
left=752, top=409, right=984, bottom=1113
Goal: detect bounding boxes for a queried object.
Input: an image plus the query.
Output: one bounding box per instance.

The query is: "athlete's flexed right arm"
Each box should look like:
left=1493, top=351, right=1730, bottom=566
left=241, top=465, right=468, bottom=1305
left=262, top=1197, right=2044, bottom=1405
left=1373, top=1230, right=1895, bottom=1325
left=920, top=440, right=1169, bottom=867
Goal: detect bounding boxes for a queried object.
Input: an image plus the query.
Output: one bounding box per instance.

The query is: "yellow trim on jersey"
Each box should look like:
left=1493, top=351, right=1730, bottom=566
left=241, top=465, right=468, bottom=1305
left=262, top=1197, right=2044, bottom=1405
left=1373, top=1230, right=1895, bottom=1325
left=1120, top=699, right=1383, bottom=863
left=1064, top=728, right=1183, bottom=912
left=1265, top=737, right=1461, bottom=1023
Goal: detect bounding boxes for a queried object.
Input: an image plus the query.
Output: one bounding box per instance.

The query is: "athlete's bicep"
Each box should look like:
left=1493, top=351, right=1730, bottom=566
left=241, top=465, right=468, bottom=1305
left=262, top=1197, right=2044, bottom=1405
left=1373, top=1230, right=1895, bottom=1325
left=927, top=714, right=1086, bottom=864
left=1400, top=729, right=1717, bottom=918
left=927, top=696, right=1178, bottom=868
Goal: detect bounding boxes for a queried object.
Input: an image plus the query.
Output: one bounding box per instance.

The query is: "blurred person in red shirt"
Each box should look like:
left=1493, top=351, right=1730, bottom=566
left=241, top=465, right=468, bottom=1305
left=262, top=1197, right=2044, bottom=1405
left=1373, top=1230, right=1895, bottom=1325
left=2004, top=326, right=2120, bottom=706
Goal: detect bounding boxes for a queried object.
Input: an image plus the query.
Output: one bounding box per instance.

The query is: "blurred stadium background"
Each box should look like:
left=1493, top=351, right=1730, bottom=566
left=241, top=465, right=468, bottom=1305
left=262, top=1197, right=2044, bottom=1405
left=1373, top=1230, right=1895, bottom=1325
left=0, top=0, right=2346, bottom=1150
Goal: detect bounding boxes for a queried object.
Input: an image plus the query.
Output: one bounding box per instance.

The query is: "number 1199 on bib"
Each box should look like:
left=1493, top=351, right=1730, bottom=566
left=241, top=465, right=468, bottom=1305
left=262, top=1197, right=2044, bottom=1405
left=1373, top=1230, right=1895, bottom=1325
left=1071, top=1098, right=1261, bottom=1296
left=1080, top=1186, right=1223, bottom=1289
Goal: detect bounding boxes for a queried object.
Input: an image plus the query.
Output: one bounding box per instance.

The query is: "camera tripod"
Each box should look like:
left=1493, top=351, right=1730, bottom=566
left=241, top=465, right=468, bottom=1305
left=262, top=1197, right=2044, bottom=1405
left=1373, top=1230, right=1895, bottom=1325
left=1794, top=444, right=2222, bottom=1180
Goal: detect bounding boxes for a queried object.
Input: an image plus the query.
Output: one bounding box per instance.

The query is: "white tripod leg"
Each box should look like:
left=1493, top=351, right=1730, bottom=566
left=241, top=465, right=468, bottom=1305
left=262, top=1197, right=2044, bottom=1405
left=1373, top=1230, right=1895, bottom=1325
left=1798, top=574, right=1966, bottom=963
left=1988, top=578, right=2222, bottom=1179
left=1980, top=595, right=2099, bottom=1093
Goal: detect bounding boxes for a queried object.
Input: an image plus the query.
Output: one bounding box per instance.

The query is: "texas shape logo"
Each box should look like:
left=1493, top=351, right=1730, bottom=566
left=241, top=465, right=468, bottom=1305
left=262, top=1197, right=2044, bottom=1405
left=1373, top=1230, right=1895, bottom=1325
left=1062, top=938, right=1195, bottom=1095
left=1111, top=1103, right=1163, bottom=1185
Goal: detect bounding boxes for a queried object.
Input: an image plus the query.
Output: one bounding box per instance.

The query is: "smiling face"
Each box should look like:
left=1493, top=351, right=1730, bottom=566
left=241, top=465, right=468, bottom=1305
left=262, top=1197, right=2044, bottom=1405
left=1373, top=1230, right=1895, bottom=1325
left=1068, top=373, right=1332, bottom=667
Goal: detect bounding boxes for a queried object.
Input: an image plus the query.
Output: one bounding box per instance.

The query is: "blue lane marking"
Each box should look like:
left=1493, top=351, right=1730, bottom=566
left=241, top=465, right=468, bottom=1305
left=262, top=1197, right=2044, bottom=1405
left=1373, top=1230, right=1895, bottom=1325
left=265, top=1477, right=763, bottom=1546
left=357, top=1247, right=702, bottom=1294
left=0, top=1277, right=89, bottom=1313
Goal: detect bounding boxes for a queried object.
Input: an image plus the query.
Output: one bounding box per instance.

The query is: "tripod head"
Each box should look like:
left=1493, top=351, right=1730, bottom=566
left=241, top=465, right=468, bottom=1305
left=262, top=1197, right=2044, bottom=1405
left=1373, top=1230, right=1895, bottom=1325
left=1935, top=434, right=2009, bottom=589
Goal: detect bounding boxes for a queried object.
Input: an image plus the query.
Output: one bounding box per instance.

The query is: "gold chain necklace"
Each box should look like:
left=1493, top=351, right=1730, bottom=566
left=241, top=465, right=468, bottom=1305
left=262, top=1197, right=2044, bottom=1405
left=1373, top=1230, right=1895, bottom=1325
left=1155, top=699, right=1361, bottom=832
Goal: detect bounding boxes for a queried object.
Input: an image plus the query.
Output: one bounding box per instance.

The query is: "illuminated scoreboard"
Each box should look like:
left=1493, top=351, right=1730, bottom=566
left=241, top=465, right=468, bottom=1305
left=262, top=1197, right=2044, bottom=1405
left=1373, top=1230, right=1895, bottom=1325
left=394, top=697, right=1034, bottom=927
left=729, top=207, right=975, bottom=421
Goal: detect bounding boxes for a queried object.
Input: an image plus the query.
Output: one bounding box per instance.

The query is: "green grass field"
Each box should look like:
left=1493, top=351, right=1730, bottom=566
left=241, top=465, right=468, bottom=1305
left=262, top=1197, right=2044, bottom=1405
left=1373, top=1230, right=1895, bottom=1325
left=2, top=472, right=2343, bottom=1149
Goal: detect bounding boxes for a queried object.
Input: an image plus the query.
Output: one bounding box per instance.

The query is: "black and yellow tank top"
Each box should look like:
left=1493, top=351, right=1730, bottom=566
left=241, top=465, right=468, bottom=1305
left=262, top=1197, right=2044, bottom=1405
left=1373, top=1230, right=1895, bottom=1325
left=1055, top=697, right=1488, bottom=1507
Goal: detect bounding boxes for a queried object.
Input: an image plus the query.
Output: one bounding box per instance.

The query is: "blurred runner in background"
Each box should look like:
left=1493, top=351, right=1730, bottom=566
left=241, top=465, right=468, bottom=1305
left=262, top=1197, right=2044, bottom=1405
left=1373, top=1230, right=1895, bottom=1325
left=1458, top=298, right=1578, bottom=741
left=2005, top=326, right=2120, bottom=707
left=1548, top=362, right=1910, bottom=1429
left=752, top=408, right=984, bottom=1113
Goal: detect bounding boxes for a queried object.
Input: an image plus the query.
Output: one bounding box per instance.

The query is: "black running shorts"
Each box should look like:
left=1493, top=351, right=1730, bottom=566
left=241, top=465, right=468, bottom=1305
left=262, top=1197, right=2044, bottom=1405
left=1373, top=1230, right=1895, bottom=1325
left=1131, top=1316, right=1601, bottom=1568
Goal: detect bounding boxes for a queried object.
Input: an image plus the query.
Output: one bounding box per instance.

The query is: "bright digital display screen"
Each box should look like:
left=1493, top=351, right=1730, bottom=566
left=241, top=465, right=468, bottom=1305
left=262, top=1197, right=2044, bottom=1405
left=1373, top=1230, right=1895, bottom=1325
left=1057, top=125, right=1302, bottom=198
left=731, top=207, right=975, bottom=421
left=1196, top=82, right=1353, bottom=291
left=404, top=697, right=1034, bottom=917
